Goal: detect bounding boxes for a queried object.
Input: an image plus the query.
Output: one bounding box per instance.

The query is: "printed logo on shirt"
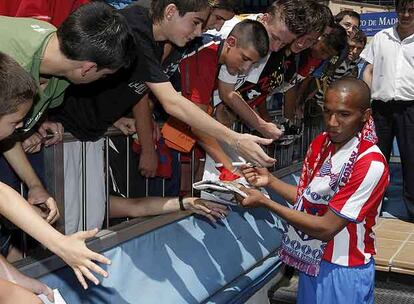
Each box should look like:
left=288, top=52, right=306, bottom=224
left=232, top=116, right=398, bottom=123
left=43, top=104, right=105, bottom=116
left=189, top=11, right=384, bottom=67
left=30, top=24, right=50, bottom=33
left=128, top=81, right=148, bottom=95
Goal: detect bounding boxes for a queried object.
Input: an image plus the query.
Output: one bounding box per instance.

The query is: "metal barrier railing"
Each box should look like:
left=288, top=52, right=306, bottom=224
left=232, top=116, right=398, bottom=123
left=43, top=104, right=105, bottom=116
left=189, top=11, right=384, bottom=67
left=13, top=114, right=320, bottom=261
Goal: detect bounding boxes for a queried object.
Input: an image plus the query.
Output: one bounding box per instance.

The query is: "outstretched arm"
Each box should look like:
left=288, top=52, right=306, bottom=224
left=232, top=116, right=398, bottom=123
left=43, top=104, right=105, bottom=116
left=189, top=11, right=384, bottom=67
left=0, top=182, right=111, bottom=289
left=218, top=81, right=282, bottom=139
left=146, top=81, right=275, bottom=167
left=110, top=195, right=229, bottom=223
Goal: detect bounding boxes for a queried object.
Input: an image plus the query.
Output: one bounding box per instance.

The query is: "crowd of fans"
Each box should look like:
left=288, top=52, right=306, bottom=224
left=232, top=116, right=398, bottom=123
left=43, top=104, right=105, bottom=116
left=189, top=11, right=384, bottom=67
left=0, top=0, right=412, bottom=303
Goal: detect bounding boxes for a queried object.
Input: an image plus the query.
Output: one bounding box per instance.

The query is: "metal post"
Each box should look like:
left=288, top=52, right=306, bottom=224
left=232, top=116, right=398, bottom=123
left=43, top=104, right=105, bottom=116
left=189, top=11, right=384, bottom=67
left=43, top=142, right=65, bottom=234
left=126, top=136, right=130, bottom=199
left=81, top=142, right=87, bottom=231
left=280, top=145, right=285, bottom=169
left=126, top=136, right=130, bottom=221
left=301, top=122, right=305, bottom=158
left=20, top=183, right=27, bottom=258
left=105, top=137, right=110, bottom=229
left=162, top=179, right=166, bottom=198
left=145, top=178, right=149, bottom=197
left=191, top=148, right=195, bottom=197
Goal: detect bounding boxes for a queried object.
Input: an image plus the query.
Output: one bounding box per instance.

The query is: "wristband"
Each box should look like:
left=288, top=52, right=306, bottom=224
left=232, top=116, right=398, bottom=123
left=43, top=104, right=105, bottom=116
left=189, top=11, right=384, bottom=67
left=178, top=195, right=186, bottom=211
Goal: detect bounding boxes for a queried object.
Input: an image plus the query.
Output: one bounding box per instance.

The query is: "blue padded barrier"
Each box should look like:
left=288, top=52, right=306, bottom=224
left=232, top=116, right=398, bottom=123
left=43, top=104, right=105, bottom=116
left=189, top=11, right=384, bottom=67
left=40, top=206, right=285, bottom=303
left=205, top=255, right=282, bottom=304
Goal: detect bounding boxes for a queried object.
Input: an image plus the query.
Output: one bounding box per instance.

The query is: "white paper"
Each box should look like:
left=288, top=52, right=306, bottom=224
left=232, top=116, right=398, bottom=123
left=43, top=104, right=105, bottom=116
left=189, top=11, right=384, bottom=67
left=199, top=155, right=270, bottom=206
left=38, top=289, right=67, bottom=304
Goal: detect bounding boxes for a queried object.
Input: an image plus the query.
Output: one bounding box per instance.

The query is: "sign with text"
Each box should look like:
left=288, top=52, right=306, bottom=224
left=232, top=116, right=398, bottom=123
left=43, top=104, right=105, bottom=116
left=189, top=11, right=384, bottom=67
left=360, top=12, right=398, bottom=36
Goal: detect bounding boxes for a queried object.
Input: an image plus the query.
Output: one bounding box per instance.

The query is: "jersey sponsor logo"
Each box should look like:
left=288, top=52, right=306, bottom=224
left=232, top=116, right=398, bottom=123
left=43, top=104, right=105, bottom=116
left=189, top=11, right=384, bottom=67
left=341, top=150, right=358, bottom=184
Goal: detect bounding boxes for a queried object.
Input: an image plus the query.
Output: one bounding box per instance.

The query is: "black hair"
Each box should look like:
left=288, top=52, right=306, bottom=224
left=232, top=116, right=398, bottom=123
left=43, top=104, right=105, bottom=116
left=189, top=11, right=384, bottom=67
left=57, top=2, right=136, bottom=70
left=0, top=52, right=36, bottom=117
left=150, top=0, right=213, bottom=22
left=320, top=23, right=348, bottom=55
left=334, top=10, right=361, bottom=26
left=320, top=4, right=335, bottom=28
left=229, top=19, right=269, bottom=57
left=395, top=0, right=414, bottom=12
left=214, top=0, right=240, bottom=14
left=351, top=29, right=367, bottom=46
left=305, top=1, right=333, bottom=34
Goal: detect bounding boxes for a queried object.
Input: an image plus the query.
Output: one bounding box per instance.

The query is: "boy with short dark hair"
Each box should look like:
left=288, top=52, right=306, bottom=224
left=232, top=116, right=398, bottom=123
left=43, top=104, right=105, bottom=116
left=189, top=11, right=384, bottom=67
left=181, top=19, right=269, bottom=106
left=0, top=2, right=135, bottom=233
left=0, top=51, right=111, bottom=303
left=282, top=24, right=348, bottom=120
left=173, top=19, right=269, bottom=170
left=347, top=29, right=367, bottom=77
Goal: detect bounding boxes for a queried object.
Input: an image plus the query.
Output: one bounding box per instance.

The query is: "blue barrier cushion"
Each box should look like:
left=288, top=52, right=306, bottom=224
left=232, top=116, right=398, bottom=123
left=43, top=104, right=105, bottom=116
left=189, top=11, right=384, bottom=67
left=40, top=207, right=284, bottom=304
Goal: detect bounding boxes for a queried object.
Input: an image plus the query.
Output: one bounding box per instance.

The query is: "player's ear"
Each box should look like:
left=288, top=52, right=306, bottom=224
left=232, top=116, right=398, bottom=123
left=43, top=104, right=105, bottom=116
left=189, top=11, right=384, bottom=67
left=226, top=36, right=237, bottom=48
left=362, top=108, right=371, bottom=123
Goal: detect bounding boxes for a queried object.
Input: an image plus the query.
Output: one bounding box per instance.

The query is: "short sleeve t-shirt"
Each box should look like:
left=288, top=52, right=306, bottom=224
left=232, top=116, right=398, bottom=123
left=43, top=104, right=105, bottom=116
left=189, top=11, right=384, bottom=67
left=51, top=5, right=186, bottom=141
left=360, top=26, right=414, bottom=102
left=0, top=16, right=70, bottom=131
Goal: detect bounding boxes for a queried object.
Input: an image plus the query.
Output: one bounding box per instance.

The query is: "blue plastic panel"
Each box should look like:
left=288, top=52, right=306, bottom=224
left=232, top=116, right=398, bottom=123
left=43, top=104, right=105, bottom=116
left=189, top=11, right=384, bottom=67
left=40, top=206, right=285, bottom=303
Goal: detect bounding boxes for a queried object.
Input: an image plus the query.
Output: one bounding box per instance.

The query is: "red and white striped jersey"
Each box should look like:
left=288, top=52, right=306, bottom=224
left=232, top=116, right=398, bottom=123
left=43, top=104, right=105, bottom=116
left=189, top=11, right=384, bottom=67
left=301, top=142, right=389, bottom=267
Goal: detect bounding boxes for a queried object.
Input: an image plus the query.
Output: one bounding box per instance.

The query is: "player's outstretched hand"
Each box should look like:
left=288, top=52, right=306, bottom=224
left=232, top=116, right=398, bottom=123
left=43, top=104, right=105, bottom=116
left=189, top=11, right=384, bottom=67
left=236, top=186, right=268, bottom=208
left=241, top=165, right=271, bottom=188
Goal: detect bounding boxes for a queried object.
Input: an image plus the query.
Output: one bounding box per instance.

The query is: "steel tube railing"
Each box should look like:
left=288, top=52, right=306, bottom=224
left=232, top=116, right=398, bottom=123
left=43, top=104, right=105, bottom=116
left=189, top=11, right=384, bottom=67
left=11, top=118, right=320, bottom=264
left=105, top=137, right=110, bottom=229
left=81, top=141, right=87, bottom=231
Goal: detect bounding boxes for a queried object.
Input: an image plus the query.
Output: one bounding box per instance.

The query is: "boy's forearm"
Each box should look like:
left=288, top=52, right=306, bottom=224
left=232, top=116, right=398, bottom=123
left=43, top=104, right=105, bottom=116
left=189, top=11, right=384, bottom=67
left=192, top=128, right=234, bottom=170
left=283, top=86, right=299, bottom=120
left=256, top=101, right=272, bottom=122
left=0, top=183, right=63, bottom=252
left=147, top=82, right=236, bottom=145
left=2, top=141, right=43, bottom=188
left=133, top=95, right=156, bottom=154
left=219, top=81, right=269, bottom=130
